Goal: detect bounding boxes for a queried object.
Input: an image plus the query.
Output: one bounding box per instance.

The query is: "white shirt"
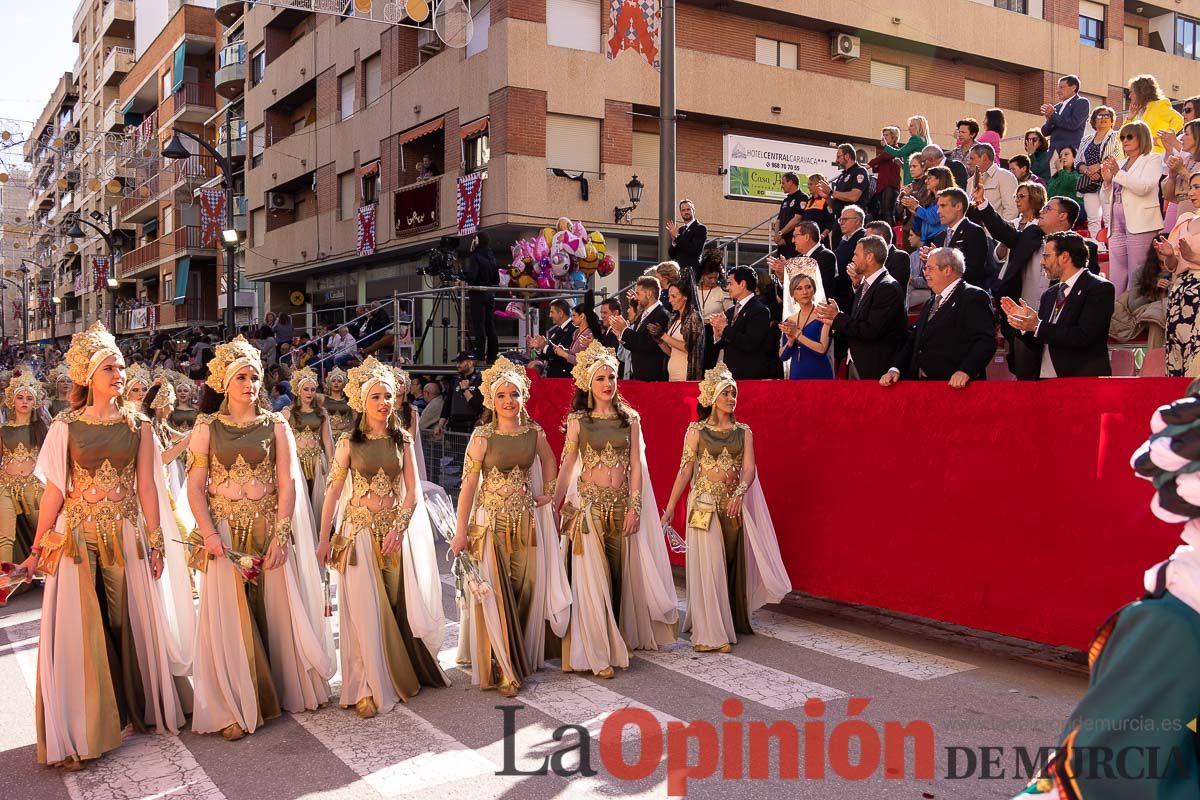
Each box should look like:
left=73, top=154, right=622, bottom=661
left=1037, top=268, right=1087, bottom=379
left=846, top=267, right=886, bottom=366
left=802, top=243, right=820, bottom=258
left=635, top=300, right=662, bottom=328
left=980, top=162, right=1019, bottom=223
left=943, top=217, right=962, bottom=244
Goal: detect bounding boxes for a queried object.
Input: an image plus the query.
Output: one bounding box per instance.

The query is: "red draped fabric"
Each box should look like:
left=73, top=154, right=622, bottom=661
left=525, top=375, right=1189, bottom=650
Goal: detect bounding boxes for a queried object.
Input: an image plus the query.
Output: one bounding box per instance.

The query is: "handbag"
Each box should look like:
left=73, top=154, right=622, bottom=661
left=688, top=498, right=716, bottom=532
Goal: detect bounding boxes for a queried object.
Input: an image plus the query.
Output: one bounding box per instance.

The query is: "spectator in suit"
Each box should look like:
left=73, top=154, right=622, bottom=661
left=831, top=206, right=867, bottom=369
left=609, top=275, right=670, bottom=381
left=947, top=118, right=979, bottom=163
left=921, top=144, right=969, bottom=191
left=966, top=143, right=1018, bottom=224
left=1024, top=128, right=1053, bottom=183
left=1001, top=231, right=1115, bottom=378
left=709, top=266, right=775, bottom=380
left=773, top=172, right=806, bottom=258
left=666, top=199, right=708, bottom=276
left=767, top=221, right=837, bottom=305
left=930, top=187, right=990, bottom=288
left=866, top=221, right=910, bottom=290
left=462, top=231, right=500, bottom=363
left=527, top=298, right=575, bottom=377
left=597, top=297, right=622, bottom=352
left=881, top=247, right=996, bottom=388
left=815, top=235, right=907, bottom=380
left=1040, top=74, right=1090, bottom=166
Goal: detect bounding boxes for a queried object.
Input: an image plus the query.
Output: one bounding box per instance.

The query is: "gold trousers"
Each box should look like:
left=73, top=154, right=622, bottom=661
left=716, top=511, right=752, bottom=637
left=0, top=479, right=39, bottom=565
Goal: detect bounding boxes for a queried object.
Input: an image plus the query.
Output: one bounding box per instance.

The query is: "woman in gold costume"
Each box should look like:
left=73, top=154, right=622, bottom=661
left=144, top=376, right=193, bottom=509
left=449, top=357, right=569, bottom=697
left=168, top=373, right=199, bottom=433
left=322, top=367, right=353, bottom=440
left=47, top=365, right=72, bottom=418
left=316, top=357, right=447, bottom=719
left=20, top=322, right=195, bottom=770
left=552, top=341, right=679, bottom=677
left=0, top=373, right=46, bottom=569
left=659, top=365, right=791, bottom=653
left=283, top=367, right=332, bottom=529
left=122, top=363, right=152, bottom=407
left=186, top=336, right=333, bottom=741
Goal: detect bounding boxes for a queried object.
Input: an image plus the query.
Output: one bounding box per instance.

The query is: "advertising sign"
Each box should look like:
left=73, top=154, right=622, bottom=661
left=724, top=134, right=840, bottom=201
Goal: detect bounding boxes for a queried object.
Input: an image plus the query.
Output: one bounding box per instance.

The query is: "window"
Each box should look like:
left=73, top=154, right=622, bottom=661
left=1079, top=1, right=1105, bottom=48
left=250, top=47, right=265, bottom=86
left=293, top=115, right=308, bottom=133
left=338, top=171, right=355, bottom=219
left=993, top=0, right=1027, bottom=12
left=361, top=163, right=380, bottom=204
left=870, top=61, right=907, bottom=90
left=162, top=71, right=172, bottom=101
left=251, top=209, right=265, bottom=247
left=250, top=125, right=265, bottom=168
left=1124, top=25, right=1141, bottom=47
left=754, top=37, right=797, bottom=69
left=338, top=70, right=355, bottom=120
left=632, top=131, right=657, bottom=171
left=362, top=54, right=381, bottom=106
left=1178, top=15, right=1199, bottom=60
left=547, top=0, right=600, bottom=53
left=545, top=114, right=600, bottom=173
left=464, top=133, right=490, bottom=172
left=466, top=2, right=489, bottom=57
left=965, top=79, right=998, bottom=106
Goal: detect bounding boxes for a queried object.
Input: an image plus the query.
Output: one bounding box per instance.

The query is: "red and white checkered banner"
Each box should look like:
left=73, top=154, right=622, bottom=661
left=456, top=173, right=485, bottom=236
left=199, top=188, right=226, bottom=247
left=357, top=204, right=377, bottom=256
left=37, top=285, right=51, bottom=312
left=92, top=256, right=110, bottom=291
left=607, top=0, right=661, bottom=71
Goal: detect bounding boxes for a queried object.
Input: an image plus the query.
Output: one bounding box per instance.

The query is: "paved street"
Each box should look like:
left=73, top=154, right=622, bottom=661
left=0, top=561, right=1088, bottom=800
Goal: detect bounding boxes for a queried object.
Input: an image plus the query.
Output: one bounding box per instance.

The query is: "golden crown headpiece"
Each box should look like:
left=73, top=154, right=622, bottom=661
left=698, top=363, right=737, bottom=408
left=4, top=371, right=43, bottom=410
left=392, top=366, right=412, bottom=392
left=149, top=374, right=176, bottom=410
left=292, top=367, right=319, bottom=390
left=345, top=357, right=397, bottom=413
left=571, top=340, right=620, bottom=392
left=49, top=363, right=71, bottom=385
left=480, top=356, right=530, bottom=411
left=326, top=366, right=348, bottom=386
left=204, top=336, right=263, bottom=393
left=124, top=362, right=151, bottom=391
left=65, top=321, right=121, bottom=386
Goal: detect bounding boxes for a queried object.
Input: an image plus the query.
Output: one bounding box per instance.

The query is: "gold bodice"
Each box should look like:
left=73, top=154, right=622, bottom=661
left=49, top=397, right=70, bottom=418
left=0, top=422, right=40, bottom=467
left=67, top=416, right=140, bottom=495
left=349, top=435, right=406, bottom=501
left=574, top=413, right=632, bottom=473
left=205, top=413, right=278, bottom=490
left=293, top=409, right=324, bottom=436
left=694, top=423, right=745, bottom=473
left=325, top=395, right=353, bottom=434
left=170, top=406, right=198, bottom=432
left=468, top=423, right=539, bottom=518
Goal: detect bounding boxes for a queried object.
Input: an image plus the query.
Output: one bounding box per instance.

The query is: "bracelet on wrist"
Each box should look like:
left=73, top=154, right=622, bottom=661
left=733, top=481, right=750, bottom=499
left=396, top=507, right=415, bottom=533
left=275, top=517, right=294, bottom=550
left=146, top=525, right=165, bottom=555
left=627, top=491, right=642, bottom=514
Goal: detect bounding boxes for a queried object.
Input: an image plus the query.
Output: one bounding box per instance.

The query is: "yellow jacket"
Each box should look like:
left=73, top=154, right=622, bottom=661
left=1135, top=99, right=1186, bottom=153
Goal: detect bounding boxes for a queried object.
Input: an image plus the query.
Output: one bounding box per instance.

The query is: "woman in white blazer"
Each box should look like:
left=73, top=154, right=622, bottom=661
left=1102, top=120, right=1165, bottom=295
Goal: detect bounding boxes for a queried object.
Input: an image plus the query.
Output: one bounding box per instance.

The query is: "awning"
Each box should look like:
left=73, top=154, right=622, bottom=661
left=357, top=160, right=380, bottom=178
left=173, top=257, right=189, bottom=304
left=143, top=218, right=158, bottom=236
left=172, top=44, right=187, bottom=93
left=460, top=116, right=489, bottom=139
left=398, top=117, right=444, bottom=146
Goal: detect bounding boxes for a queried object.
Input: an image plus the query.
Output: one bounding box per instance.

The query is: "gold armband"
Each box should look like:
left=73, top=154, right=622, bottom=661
left=733, top=481, right=750, bottom=499
left=542, top=478, right=557, bottom=497
left=186, top=450, right=209, bottom=471
left=679, top=449, right=697, bottom=470
left=627, top=491, right=642, bottom=514
left=146, top=525, right=165, bottom=555
left=275, top=517, right=294, bottom=550
left=563, top=439, right=579, bottom=455
left=327, top=464, right=348, bottom=485
left=462, top=453, right=482, bottom=476
left=396, top=507, right=415, bottom=533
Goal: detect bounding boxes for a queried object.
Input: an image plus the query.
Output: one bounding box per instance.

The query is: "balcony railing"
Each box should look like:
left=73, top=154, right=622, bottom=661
left=119, top=295, right=214, bottom=332
left=102, top=46, right=135, bottom=85
left=117, top=226, right=216, bottom=278
left=173, top=82, right=217, bottom=115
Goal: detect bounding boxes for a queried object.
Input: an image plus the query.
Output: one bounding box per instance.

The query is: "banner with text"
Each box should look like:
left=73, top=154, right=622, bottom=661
left=723, top=134, right=839, bottom=201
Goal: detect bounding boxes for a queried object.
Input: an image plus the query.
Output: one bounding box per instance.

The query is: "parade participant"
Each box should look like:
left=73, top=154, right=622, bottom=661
left=186, top=336, right=333, bottom=741
left=143, top=376, right=192, bottom=495
left=0, top=373, right=45, bottom=568
left=20, top=322, right=195, bottom=770
left=168, top=372, right=199, bottom=433
left=316, top=358, right=447, bottom=719
left=659, top=365, right=792, bottom=653
left=47, top=365, right=71, bottom=418
left=552, top=342, right=678, bottom=677
left=122, top=363, right=151, bottom=406
left=323, top=367, right=353, bottom=440
left=282, top=367, right=333, bottom=532
left=449, top=356, right=569, bottom=697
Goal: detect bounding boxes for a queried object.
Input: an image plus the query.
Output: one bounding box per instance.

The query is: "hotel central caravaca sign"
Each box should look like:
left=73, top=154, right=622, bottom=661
left=394, top=179, right=439, bottom=237
left=723, top=134, right=839, bottom=200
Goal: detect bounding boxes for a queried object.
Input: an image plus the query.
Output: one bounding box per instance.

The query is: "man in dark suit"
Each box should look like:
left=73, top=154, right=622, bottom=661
left=866, top=221, right=911, bottom=291
left=710, top=266, right=775, bottom=380
left=831, top=208, right=867, bottom=369
left=767, top=222, right=837, bottom=306
left=881, top=247, right=995, bottom=388
left=611, top=275, right=670, bottom=381
left=929, top=187, right=989, bottom=288
left=666, top=199, right=708, bottom=277
left=815, top=235, right=907, bottom=380
left=527, top=299, right=575, bottom=378
left=1002, top=231, right=1114, bottom=378
left=1040, top=75, right=1090, bottom=162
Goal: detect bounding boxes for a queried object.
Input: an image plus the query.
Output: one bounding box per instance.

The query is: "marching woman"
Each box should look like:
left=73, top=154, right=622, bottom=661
left=0, top=373, right=46, bottom=569
left=186, top=336, right=333, bottom=741
left=123, top=363, right=152, bottom=407
left=552, top=341, right=679, bottom=678
left=449, top=356, right=570, bottom=697
left=144, top=376, right=192, bottom=503
left=283, top=367, right=333, bottom=530
left=20, top=322, right=195, bottom=770
left=659, top=364, right=792, bottom=653
left=323, top=367, right=354, bottom=441
left=316, top=357, right=447, bottom=719
left=48, top=365, right=72, bottom=418
left=168, top=373, right=199, bottom=433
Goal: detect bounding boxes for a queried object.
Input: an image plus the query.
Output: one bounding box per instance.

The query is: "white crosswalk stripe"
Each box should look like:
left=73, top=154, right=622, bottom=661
left=63, top=734, right=226, bottom=800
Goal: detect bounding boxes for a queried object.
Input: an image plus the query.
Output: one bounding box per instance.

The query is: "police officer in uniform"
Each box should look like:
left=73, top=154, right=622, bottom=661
left=823, top=144, right=872, bottom=248
left=773, top=172, right=807, bottom=259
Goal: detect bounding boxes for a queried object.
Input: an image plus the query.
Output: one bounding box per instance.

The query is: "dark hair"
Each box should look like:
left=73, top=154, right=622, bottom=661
left=549, top=298, right=572, bottom=317
left=728, top=265, right=757, bottom=292
left=795, top=220, right=821, bottom=242
left=1052, top=195, right=1082, bottom=227
left=602, top=297, right=621, bottom=314
left=667, top=278, right=696, bottom=320
left=956, top=118, right=980, bottom=137
left=984, top=108, right=1006, bottom=136
left=563, top=389, right=634, bottom=432
left=1044, top=231, right=1089, bottom=269
left=937, top=186, right=969, bottom=210
left=1009, top=153, right=1032, bottom=171
left=634, top=275, right=661, bottom=293
left=858, top=235, right=888, bottom=266
left=837, top=143, right=857, bottom=160
left=349, top=409, right=409, bottom=447
left=1135, top=239, right=1168, bottom=300
left=782, top=171, right=800, bottom=187
left=256, top=325, right=273, bottom=339
left=1060, top=74, right=1081, bottom=91
left=474, top=231, right=490, bottom=248
left=571, top=302, right=602, bottom=335
left=698, top=248, right=724, bottom=275
left=142, top=383, right=170, bottom=418
left=1024, top=128, right=1049, bottom=153
left=1057, top=145, right=1077, bottom=161
left=865, top=220, right=893, bottom=244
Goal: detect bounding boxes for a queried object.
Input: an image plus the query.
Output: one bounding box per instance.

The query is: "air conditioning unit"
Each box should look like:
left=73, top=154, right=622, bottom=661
left=830, top=32, right=860, bottom=61
left=417, top=28, right=443, bottom=56
left=267, top=192, right=294, bottom=211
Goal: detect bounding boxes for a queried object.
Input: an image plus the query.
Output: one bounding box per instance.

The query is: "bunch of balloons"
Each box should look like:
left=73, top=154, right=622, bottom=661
left=504, top=217, right=615, bottom=292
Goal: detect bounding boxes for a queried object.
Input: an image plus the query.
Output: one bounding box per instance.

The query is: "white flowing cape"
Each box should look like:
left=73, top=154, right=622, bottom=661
left=34, top=419, right=196, bottom=758
left=526, top=458, right=572, bottom=668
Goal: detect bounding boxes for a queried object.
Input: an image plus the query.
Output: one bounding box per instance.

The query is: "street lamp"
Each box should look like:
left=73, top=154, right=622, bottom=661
left=64, top=211, right=126, bottom=334
left=614, top=174, right=645, bottom=224
left=162, top=128, right=238, bottom=336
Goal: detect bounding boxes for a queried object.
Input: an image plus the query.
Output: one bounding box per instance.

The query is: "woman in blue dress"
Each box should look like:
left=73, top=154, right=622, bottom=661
left=779, top=274, right=833, bottom=379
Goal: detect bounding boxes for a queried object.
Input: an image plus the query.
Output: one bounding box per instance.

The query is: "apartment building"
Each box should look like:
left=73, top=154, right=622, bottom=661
left=239, top=0, right=1200, bottom=331
left=0, top=167, right=34, bottom=344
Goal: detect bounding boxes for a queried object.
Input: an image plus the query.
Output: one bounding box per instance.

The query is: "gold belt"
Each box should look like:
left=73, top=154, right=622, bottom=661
left=329, top=505, right=399, bottom=573
left=693, top=475, right=735, bottom=505
left=566, top=482, right=628, bottom=555
left=0, top=472, right=41, bottom=514
left=61, top=496, right=139, bottom=569
left=208, top=494, right=277, bottom=554
left=297, top=447, right=322, bottom=481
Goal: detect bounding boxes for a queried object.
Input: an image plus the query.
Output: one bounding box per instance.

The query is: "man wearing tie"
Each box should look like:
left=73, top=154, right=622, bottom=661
left=709, top=266, right=775, bottom=380
left=526, top=299, right=575, bottom=377
left=666, top=199, right=708, bottom=278
left=881, top=248, right=995, bottom=388
left=1001, top=231, right=1114, bottom=378
left=930, top=187, right=990, bottom=288
left=1040, top=75, right=1090, bottom=167
left=815, top=235, right=907, bottom=380
left=610, top=275, right=670, bottom=381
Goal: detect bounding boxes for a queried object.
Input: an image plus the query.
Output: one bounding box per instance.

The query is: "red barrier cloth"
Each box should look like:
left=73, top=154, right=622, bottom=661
left=525, top=375, right=1190, bottom=650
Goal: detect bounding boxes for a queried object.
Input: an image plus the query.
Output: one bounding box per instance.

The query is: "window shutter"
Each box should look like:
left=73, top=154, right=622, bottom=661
left=339, top=71, right=355, bottom=120
left=754, top=37, right=776, bottom=65
left=546, top=0, right=601, bottom=53
left=545, top=114, right=600, bottom=173
left=1079, top=0, right=1104, bottom=20
left=251, top=126, right=266, bottom=157
left=964, top=79, right=997, bottom=107
left=363, top=56, right=381, bottom=105
left=251, top=210, right=265, bottom=247
left=632, top=131, right=658, bottom=171
left=779, top=41, right=797, bottom=69
left=339, top=171, right=356, bottom=220
left=870, top=61, right=907, bottom=90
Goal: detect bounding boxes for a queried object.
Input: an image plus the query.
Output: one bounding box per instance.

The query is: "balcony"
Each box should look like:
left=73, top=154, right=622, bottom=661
left=216, top=44, right=247, bottom=99
left=101, top=46, right=135, bottom=86
left=119, top=155, right=220, bottom=223
left=218, top=136, right=246, bottom=162
left=163, top=82, right=217, bottom=126
left=215, top=0, right=245, bottom=27
left=234, top=195, right=247, bottom=233
left=101, top=100, right=123, bottom=131
left=117, top=226, right=217, bottom=279
left=101, top=0, right=135, bottom=38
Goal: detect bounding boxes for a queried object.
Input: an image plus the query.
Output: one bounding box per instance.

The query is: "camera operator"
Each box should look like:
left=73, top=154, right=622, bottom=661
left=460, top=232, right=499, bottom=363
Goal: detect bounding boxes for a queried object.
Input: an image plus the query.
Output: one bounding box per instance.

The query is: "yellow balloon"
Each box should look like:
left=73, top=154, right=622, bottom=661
left=0, top=172, right=8, bottom=184
left=589, top=231, right=606, bottom=257
left=541, top=227, right=555, bottom=247
left=405, top=0, right=429, bottom=21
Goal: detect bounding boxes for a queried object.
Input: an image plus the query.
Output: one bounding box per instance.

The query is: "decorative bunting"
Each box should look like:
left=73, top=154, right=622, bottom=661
left=92, top=256, right=110, bottom=291
left=11, top=300, right=21, bottom=320
left=37, top=285, right=51, bottom=312
left=356, top=204, right=377, bottom=256
left=456, top=173, right=485, bottom=236
left=607, top=0, right=662, bottom=71
left=199, top=188, right=226, bottom=247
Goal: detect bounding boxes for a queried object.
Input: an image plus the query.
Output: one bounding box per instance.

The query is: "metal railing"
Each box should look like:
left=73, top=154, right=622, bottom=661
left=173, top=82, right=217, bottom=113
left=707, top=211, right=778, bottom=268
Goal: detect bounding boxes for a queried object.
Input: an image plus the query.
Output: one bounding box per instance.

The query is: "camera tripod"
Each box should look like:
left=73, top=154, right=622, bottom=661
left=414, top=278, right=469, bottom=364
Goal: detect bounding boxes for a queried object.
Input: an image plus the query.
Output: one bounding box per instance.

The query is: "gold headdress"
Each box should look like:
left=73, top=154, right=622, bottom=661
left=4, top=372, right=42, bottom=410
left=326, top=366, right=348, bottom=386
left=292, top=367, right=319, bottom=390
left=124, top=362, right=151, bottom=391
left=345, top=357, right=396, bottom=413
left=698, top=363, right=736, bottom=408
left=392, top=366, right=412, bottom=393
left=65, top=321, right=122, bottom=386
left=571, top=340, right=620, bottom=392
left=480, top=356, right=530, bottom=411
left=204, top=335, right=263, bottom=393
left=149, top=374, right=176, bottom=410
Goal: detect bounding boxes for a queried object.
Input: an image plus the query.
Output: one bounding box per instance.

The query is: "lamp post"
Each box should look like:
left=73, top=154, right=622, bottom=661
left=614, top=175, right=645, bottom=224
left=51, top=294, right=59, bottom=341
left=162, top=126, right=238, bottom=337
left=65, top=211, right=126, bottom=334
